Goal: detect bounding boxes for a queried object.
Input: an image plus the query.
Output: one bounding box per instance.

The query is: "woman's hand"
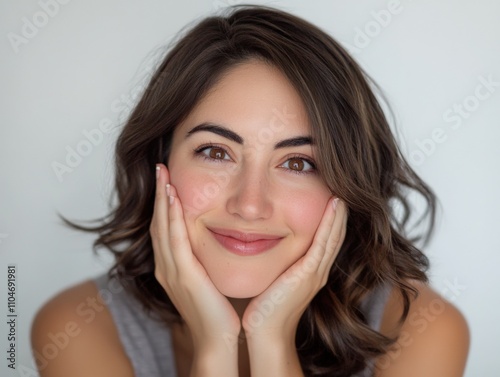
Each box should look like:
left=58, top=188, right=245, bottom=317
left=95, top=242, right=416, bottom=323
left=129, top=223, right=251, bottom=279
left=150, top=164, right=240, bottom=373
left=242, top=197, right=347, bottom=376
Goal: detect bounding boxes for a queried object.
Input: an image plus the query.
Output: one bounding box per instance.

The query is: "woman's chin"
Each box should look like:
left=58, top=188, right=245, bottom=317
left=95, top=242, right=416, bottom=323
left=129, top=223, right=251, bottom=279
left=213, top=276, right=271, bottom=299
left=221, top=289, right=259, bottom=299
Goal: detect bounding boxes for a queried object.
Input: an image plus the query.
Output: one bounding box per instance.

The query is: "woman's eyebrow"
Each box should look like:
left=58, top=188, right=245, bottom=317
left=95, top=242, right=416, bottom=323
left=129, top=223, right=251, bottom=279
left=185, top=122, right=313, bottom=149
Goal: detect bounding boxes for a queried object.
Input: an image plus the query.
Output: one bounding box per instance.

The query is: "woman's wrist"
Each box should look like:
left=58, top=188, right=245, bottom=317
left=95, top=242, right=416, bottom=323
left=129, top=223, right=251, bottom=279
left=246, top=334, right=304, bottom=377
left=191, top=341, right=239, bottom=377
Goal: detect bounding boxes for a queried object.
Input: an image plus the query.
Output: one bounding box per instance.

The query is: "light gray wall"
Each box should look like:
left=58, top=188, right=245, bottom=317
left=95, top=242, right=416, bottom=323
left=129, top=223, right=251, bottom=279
left=1, top=0, right=498, bottom=375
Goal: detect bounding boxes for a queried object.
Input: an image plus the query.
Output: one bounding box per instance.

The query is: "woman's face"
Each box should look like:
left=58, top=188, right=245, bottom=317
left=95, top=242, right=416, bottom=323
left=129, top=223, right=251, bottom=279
left=167, top=60, right=332, bottom=298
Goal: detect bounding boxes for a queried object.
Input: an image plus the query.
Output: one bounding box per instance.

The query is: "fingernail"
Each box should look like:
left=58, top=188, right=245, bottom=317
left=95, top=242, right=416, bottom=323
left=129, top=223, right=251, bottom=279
left=169, top=195, right=174, bottom=205
left=166, top=184, right=170, bottom=196
left=156, top=165, right=160, bottom=179
left=333, top=198, right=339, bottom=210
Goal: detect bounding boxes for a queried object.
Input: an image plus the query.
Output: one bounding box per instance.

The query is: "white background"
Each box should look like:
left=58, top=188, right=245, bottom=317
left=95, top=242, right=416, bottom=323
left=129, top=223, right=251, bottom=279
left=1, top=0, right=499, bottom=375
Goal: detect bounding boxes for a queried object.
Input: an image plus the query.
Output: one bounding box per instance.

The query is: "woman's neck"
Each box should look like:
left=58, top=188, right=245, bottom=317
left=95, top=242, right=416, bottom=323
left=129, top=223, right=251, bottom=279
left=229, top=297, right=251, bottom=319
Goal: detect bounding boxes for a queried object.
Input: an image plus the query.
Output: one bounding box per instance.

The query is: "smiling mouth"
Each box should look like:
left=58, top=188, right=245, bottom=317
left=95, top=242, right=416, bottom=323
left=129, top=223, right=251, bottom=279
left=207, top=227, right=284, bottom=256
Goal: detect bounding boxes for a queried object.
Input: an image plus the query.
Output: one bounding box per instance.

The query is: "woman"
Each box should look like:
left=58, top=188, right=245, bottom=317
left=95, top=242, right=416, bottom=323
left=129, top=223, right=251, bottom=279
left=31, top=5, right=469, bottom=377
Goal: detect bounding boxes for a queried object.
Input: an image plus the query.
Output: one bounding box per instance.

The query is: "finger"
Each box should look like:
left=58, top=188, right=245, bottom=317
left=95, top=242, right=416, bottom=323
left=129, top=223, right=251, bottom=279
left=153, top=164, right=169, bottom=231
left=319, top=199, right=348, bottom=274
left=167, top=183, right=196, bottom=267
left=151, top=164, right=174, bottom=272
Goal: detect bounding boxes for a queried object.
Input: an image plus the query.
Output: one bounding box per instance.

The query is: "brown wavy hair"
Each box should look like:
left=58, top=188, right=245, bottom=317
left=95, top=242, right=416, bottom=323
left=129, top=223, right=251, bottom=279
left=65, top=5, right=437, bottom=376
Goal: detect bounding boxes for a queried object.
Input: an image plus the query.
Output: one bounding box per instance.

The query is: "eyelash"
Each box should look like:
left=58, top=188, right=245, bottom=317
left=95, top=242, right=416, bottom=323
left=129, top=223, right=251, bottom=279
left=193, top=144, right=317, bottom=175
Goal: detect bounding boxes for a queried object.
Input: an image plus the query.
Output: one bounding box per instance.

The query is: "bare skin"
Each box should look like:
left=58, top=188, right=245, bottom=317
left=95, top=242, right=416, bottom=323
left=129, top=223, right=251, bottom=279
left=150, top=163, right=347, bottom=376
left=146, top=61, right=350, bottom=376
left=30, top=274, right=469, bottom=376
left=31, top=178, right=468, bottom=377
left=31, top=62, right=469, bottom=376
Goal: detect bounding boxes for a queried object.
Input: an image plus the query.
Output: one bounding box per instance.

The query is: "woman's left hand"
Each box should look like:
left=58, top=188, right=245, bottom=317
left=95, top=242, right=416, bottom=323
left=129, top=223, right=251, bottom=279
left=242, top=197, right=348, bottom=343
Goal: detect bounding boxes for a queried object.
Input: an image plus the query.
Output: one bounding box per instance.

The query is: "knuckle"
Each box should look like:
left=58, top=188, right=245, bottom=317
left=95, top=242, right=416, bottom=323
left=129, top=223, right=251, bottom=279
left=328, top=236, right=341, bottom=251
left=317, top=237, right=328, bottom=250
left=154, top=268, right=165, bottom=286
left=320, top=275, right=328, bottom=287
left=149, top=222, right=159, bottom=238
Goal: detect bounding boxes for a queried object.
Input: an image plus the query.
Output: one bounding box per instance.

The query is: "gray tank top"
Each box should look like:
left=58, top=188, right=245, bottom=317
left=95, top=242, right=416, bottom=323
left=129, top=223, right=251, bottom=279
left=93, top=273, right=391, bottom=377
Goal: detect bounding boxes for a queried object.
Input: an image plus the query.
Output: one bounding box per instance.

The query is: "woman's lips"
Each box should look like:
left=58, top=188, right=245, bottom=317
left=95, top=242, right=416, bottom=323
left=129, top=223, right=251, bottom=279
left=208, top=228, right=283, bottom=256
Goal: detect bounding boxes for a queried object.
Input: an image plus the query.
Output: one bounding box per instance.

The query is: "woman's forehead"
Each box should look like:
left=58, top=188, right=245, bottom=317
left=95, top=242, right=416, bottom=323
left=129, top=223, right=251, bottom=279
left=175, top=61, right=311, bottom=140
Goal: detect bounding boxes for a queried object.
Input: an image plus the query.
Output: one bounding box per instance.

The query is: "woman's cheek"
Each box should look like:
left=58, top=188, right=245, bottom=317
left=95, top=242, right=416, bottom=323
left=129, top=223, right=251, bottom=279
left=286, top=192, right=330, bottom=243
left=171, top=170, right=221, bottom=216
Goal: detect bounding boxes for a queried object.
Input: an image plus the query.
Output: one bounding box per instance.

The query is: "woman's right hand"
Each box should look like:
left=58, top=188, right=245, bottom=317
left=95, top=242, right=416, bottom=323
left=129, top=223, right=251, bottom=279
left=150, top=164, right=241, bottom=364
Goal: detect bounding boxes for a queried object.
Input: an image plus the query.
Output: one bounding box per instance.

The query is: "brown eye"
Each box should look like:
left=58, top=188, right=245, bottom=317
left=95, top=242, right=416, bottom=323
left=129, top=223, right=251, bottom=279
left=194, top=145, right=231, bottom=162
left=209, top=147, right=226, bottom=160
left=288, top=157, right=304, bottom=171
left=280, top=156, right=316, bottom=175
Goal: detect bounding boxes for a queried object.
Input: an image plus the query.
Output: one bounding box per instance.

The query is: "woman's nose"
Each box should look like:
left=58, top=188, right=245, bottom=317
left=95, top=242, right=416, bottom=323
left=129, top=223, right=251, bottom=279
left=225, top=167, right=273, bottom=221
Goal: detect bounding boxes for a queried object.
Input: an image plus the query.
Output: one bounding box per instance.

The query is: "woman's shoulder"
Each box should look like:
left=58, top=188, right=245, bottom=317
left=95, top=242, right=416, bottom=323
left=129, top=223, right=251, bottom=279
left=375, top=280, right=470, bottom=376
left=31, top=278, right=134, bottom=377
